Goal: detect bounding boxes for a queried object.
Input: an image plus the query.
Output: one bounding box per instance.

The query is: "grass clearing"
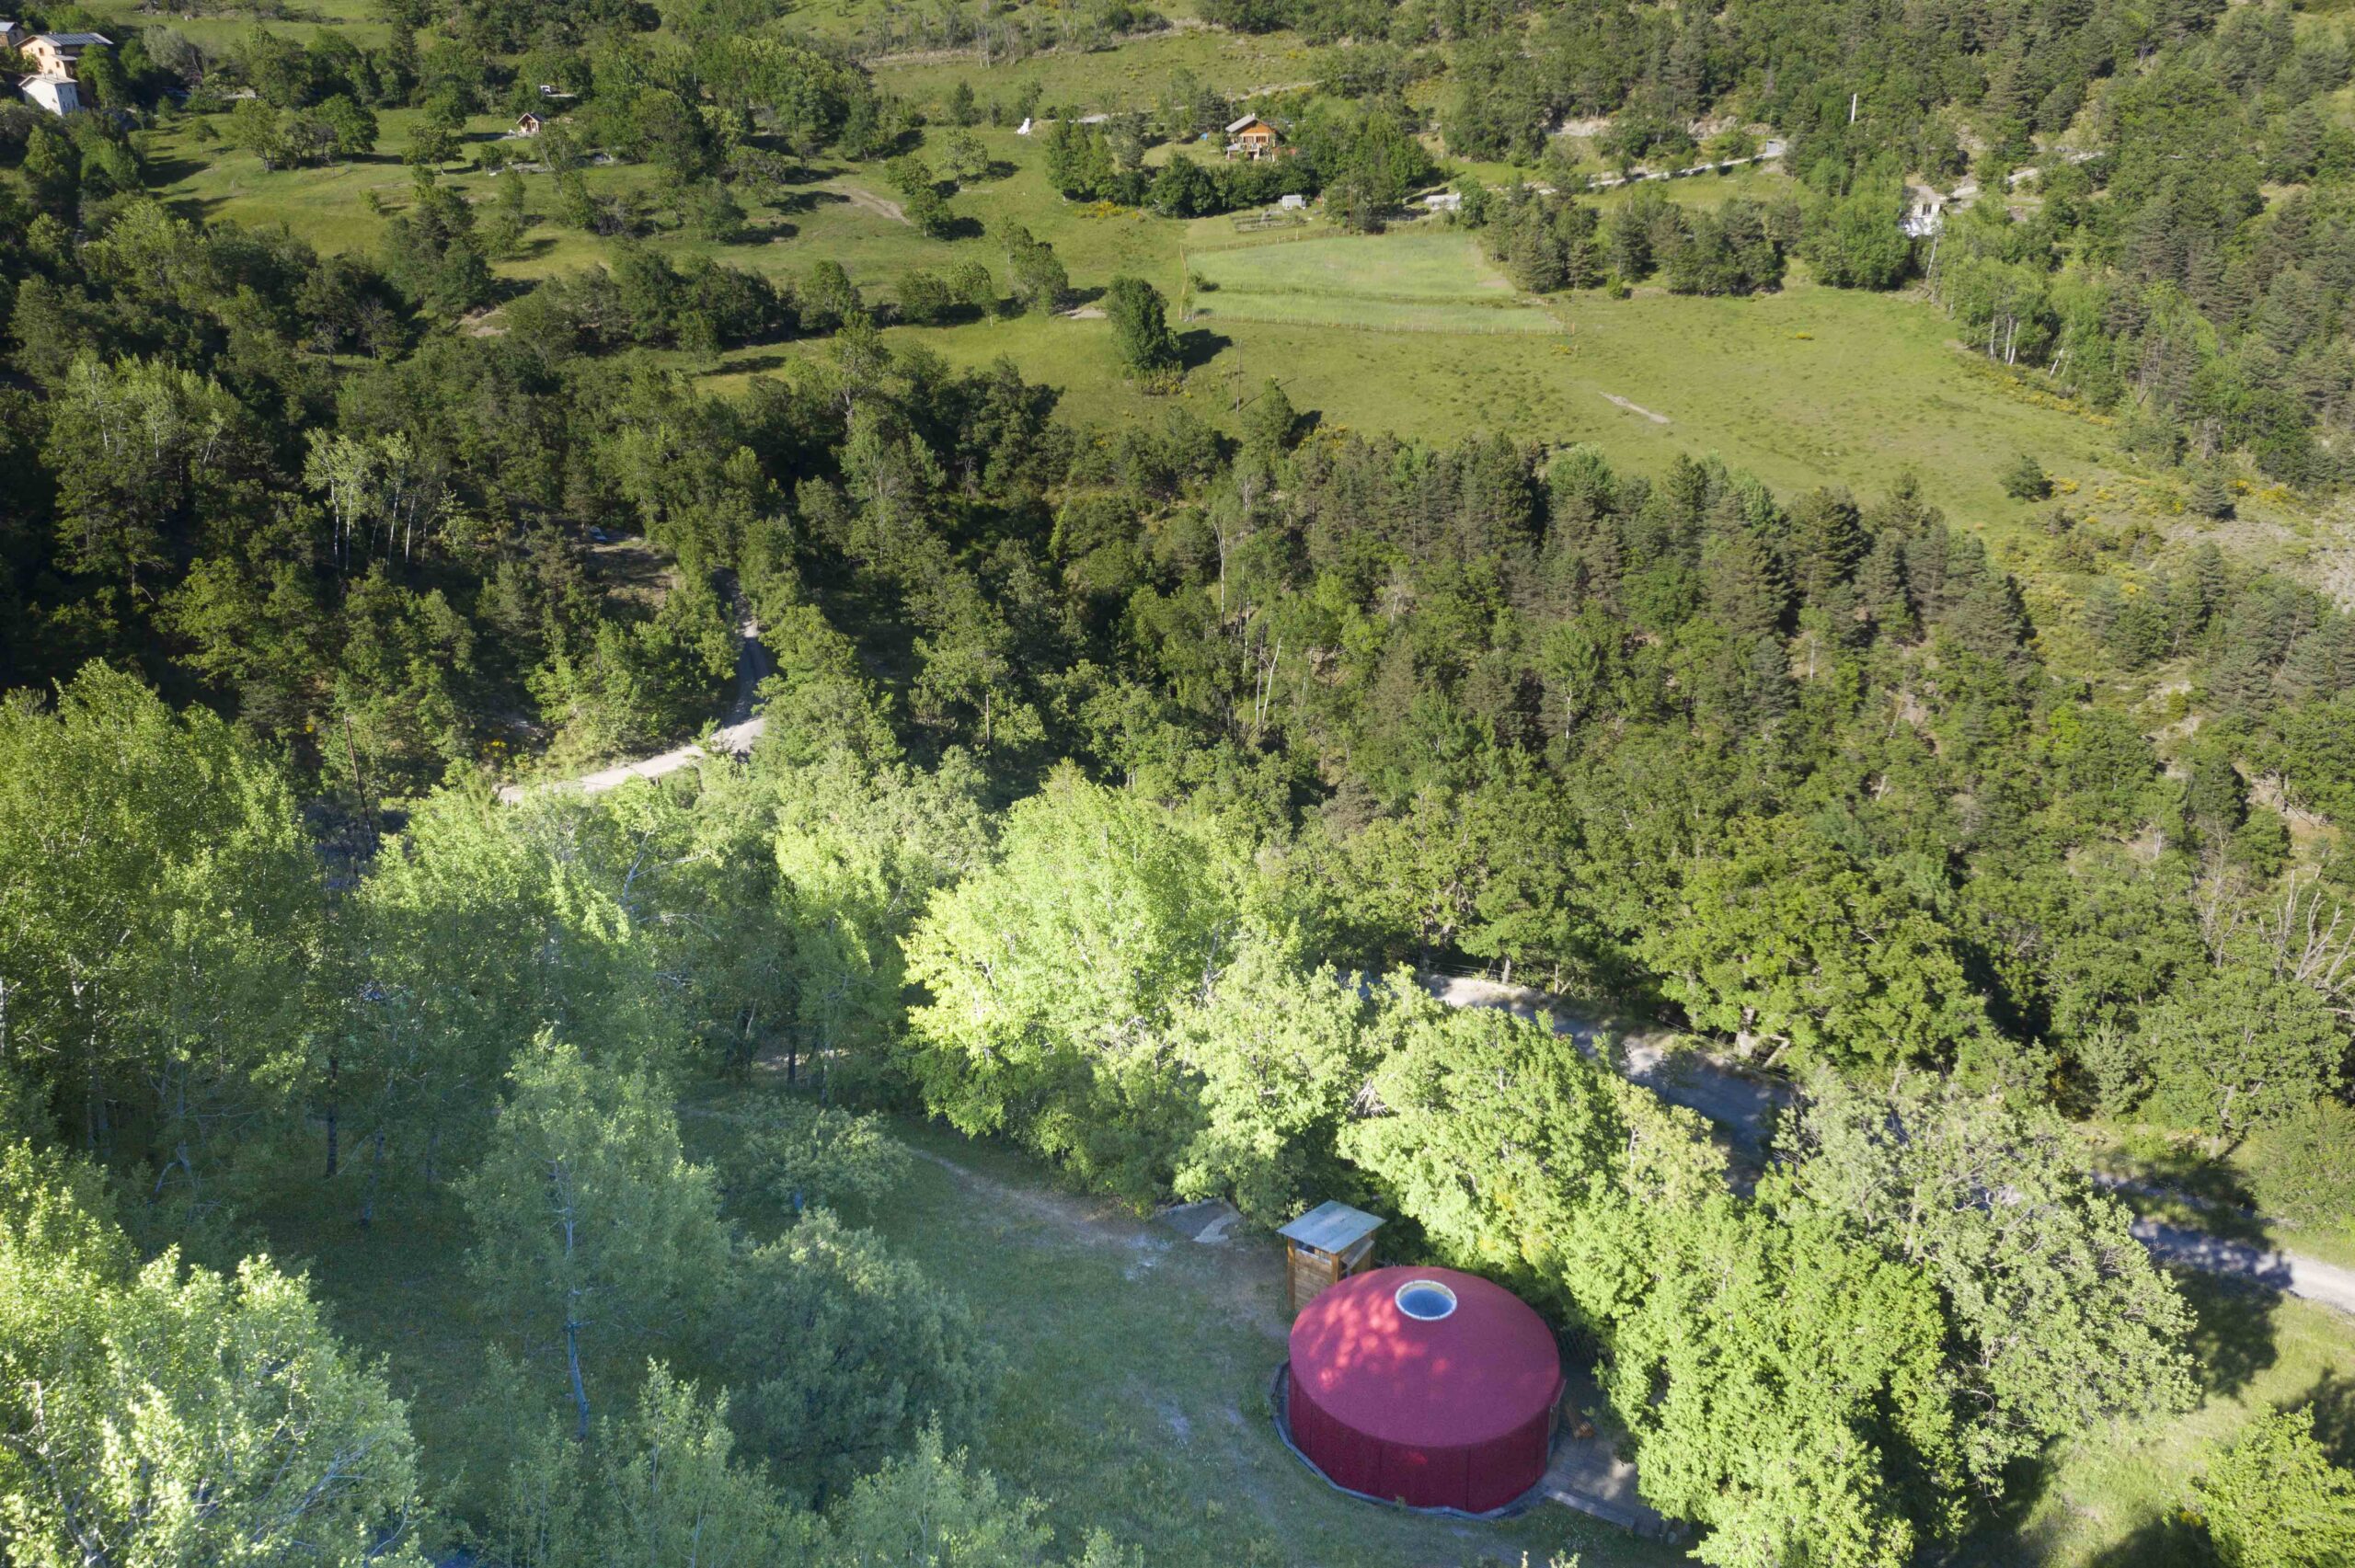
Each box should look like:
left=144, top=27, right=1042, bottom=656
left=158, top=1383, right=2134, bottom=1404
left=1187, top=230, right=1522, bottom=299
left=1955, top=1276, right=2355, bottom=1567
left=1185, top=230, right=1559, bottom=334
left=804, top=1118, right=1663, bottom=1568
left=241, top=1085, right=2355, bottom=1568
left=237, top=1098, right=1655, bottom=1567
left=133, top=108, right=2320, bottom=611
left=79, top=0, right=394, bottom=52
left=2088, top=1119, right=2355, bottom=1275
left=870, top=26, right=1334, bottom=116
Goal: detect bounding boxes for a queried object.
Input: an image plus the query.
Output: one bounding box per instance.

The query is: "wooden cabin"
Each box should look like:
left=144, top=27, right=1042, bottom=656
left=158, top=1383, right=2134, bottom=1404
left=515, top=111, right=544, bottom=136
left=1279, top=1201, right=1383, bottom=1316
left=1226, top=114, right=1280, bottom=159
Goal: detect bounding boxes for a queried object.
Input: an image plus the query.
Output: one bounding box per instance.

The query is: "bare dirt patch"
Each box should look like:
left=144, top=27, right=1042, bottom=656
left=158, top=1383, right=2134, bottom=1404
left=836, top=184, right=907, bottom=224
left=1601, top=392, right=1671, bottom=424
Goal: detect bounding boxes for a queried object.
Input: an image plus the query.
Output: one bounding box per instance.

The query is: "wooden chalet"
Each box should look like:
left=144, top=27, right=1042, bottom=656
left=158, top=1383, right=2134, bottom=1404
left=1226, top=114, right=1280, bottom=158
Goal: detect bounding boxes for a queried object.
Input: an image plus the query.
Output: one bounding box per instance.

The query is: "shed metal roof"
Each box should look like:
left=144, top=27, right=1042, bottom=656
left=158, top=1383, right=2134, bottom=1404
left=42, top=31, right=111, bottom=45
left=1279, top=1200, right=1383, bottom=1254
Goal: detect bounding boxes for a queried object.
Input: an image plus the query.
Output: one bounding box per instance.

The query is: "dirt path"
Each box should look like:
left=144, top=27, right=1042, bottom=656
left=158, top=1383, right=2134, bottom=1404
left=908, top=1147, right=1297, bottom=1339
left=2128, top=1219, right=2355, bottom=1316
left=1600, top=393, right=1671, bottom=425
left=1426, top=972, right=2354, bottom=1318
left=1421, top=974, right=1790, bottom=1150
left=907, top=1147, right=1155, bottom=1254
left=836, top=184, right=907, bottom=224
left=496, top=613, right=770, bottom=804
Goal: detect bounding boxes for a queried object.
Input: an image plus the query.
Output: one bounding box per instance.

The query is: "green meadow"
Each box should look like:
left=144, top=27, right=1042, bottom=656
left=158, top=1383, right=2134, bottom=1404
left=1956, top=1275, right=2355, bottom=1567
left=1183, top=229, right=1559, bottom=333
left=132, top=100, right=2313, bottom=632
left=868, top=26, right=1334, bottom=116
left=240, top=1103, right=1667, bottom=1568
left=76, top=0, right=394, bottom=53
left=241, top=1093, right=2355, bottom=1568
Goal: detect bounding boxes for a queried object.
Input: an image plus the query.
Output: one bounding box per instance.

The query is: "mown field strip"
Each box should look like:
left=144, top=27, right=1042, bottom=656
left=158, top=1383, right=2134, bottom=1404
left=1181, top=229, right=1557, bottom=333
left=1202, top=283, right=1536, bottom=309
left=1192, top=300, right=1562, bottom=334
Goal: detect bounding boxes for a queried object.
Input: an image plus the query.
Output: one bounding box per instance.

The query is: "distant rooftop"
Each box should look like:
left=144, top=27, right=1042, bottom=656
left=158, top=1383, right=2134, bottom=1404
left=42, top=31, right=112, bottom=46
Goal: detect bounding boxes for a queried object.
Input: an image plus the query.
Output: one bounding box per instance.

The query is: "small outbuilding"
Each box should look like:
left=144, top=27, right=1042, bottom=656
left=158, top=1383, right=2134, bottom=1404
left=1278, top=1200, right=1382, bottom=1315
left=1900, top=185, right=1946, bottom=237
left=515, top=111, right=544, bottom=136
left=1284, top=1265, right=1563, bottom=1514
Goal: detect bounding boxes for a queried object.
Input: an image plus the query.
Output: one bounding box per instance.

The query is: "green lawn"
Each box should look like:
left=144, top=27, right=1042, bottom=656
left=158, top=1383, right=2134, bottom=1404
left=141, top=109, right=550, bottom=256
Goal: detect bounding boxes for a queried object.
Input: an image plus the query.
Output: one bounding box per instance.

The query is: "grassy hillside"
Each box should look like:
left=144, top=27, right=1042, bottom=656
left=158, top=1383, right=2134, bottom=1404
left=136, top=109, right=2317, bottom=611
left=243, top=1099, right=2355, bottom=1568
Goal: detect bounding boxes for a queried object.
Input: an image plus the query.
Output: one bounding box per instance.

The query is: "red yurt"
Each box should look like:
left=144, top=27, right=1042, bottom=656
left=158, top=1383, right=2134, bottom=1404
left=1284, top=1265, right=1562, bottom=1513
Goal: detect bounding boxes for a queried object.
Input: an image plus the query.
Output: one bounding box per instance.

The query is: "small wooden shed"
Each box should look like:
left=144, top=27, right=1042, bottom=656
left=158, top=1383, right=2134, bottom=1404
left=515, top=111, right=544, bottom=136
left=1279, top=1201, right=1383, bottom=1316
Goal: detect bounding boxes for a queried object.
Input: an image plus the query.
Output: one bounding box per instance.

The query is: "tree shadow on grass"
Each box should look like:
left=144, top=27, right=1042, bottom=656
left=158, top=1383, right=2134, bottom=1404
left=162, top=193, right=215, bottom=228
left=1177, top=326, right=1231, bottom=370
left=2123, top=1141, right=2267, bottom=1230
left=2076, top=1511, right=2216, bottom=1568
left=703, top=352, right=796, bottom=378
left=775, top=189, right=851, bottom=216
left=141, top=152, right=213, bottom=186
left=1956, top=1468, right=2213, bottom=1568
left=2295, top=1369, right=2355, bottom=1467
left=2178, top=1272, right=2281, bottom=1401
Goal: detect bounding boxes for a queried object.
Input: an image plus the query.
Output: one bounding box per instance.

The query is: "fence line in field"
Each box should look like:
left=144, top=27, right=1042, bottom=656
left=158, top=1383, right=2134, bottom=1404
left=1182, top=225, right=1404, bottom=258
